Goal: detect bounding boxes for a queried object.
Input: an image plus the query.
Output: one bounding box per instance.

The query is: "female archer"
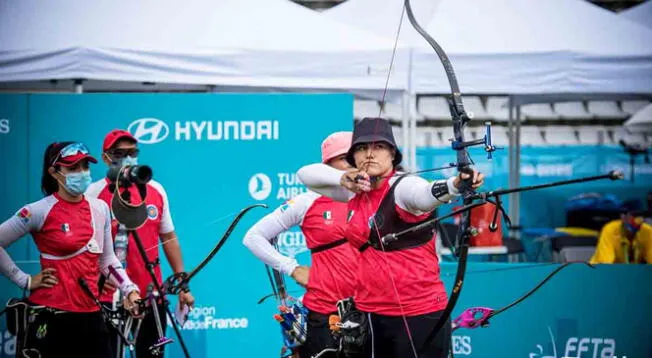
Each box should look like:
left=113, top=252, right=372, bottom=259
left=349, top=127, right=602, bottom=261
left=0, top=141, right=141, bottom=358
left=244, top=131, right=359, bottom=358
left=297, top=118, right=484, bottom=358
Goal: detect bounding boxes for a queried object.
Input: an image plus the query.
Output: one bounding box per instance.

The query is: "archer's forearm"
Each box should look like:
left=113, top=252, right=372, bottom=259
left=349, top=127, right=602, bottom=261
left=161, top=231, right=185, bottom=274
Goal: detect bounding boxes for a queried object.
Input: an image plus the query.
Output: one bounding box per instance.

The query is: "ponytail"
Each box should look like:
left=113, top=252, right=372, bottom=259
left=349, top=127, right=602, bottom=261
left=41, top=141, right=73, bottom=196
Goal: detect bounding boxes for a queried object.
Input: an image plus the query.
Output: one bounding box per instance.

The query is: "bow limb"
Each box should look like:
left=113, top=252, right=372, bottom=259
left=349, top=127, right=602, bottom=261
left=452, top=262, right=595, bottom=331
left=163, top=204, right=268, bottom=294
left=403, top=0, right=476, bottom=352
left=490, top=262, right=595, bottom=317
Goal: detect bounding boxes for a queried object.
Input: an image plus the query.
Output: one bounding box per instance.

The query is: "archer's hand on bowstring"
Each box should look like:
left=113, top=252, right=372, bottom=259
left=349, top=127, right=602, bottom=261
left=452, top=169, right=485, bottom=190
left=290, top=266, right=310, bottom=287
left=340, top=169, right=371, bottom=193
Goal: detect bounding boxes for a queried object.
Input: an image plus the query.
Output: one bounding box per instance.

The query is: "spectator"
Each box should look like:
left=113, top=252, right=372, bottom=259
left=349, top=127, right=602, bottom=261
left=590, top=207, right=652, bottom=264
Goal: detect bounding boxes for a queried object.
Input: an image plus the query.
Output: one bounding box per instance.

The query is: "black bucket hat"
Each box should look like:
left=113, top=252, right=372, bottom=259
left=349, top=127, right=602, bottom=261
left=345, top=117, right=402, bottom=167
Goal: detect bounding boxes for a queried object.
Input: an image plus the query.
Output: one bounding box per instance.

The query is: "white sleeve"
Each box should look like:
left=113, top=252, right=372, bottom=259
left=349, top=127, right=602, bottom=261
left=243, top=193, right=314, bottom=275
left=151, top=181, right=175, bottom=234
left=0, top=205, right=41, bottom=289
left=97, top=202, right=139, bottom=294
left=296, top=163, right=354, bottom=203
left=394, top=176, right=460, bottom=216
left=85, top=180, right=105, bottom=199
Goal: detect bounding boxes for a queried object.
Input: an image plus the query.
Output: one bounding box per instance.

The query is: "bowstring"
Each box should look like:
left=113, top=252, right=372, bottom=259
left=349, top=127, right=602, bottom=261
left=358, top=3, right=420, bottom=357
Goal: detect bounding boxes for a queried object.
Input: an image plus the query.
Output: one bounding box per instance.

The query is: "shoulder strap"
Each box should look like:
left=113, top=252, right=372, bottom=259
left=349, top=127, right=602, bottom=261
left=310, top=238, right=348, bottom=254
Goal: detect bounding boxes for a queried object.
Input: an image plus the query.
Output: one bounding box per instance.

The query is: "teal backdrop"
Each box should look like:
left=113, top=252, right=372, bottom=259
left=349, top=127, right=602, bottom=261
left=1, top=93, right=651, bottom=357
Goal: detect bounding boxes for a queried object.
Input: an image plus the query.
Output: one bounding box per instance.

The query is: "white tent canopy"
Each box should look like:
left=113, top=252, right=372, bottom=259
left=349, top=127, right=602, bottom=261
left=0, top=0, right=409, bottom=96
left=326, top=0, right=652, bottom=95
left=326, top=0, right=439, bottom=46
left=620, top=1, right=652, bottom=29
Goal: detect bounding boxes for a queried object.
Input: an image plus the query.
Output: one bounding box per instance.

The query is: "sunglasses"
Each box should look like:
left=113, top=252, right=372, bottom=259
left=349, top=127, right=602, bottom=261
left=51, top=142, right=91, bottom=166
left=106, top=148, right=140, bottom=159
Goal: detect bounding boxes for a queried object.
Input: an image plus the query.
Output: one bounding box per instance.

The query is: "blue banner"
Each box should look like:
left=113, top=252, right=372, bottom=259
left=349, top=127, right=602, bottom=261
left=0, top=93, right=351, bottom=358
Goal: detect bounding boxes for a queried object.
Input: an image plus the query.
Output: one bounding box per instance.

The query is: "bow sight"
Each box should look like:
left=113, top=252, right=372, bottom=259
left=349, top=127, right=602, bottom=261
left=451, top=121, right=501, bottom=161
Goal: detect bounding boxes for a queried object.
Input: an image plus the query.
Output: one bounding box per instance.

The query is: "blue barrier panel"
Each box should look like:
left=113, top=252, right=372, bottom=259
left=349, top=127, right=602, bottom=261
left=441, top=262, right=652, bottom=358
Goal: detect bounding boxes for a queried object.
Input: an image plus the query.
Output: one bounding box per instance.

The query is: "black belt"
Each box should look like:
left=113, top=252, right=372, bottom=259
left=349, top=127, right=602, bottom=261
left=310, top=238, right=348, bottom=254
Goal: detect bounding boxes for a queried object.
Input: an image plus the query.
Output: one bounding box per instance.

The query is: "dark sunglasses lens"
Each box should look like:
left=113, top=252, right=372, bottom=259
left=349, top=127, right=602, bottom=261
left=110, top=148, right=139, bottom=159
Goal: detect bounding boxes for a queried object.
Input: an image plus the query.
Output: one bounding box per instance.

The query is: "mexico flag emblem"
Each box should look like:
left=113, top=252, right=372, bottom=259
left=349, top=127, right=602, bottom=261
left=323, top=211, right=333, bottom=225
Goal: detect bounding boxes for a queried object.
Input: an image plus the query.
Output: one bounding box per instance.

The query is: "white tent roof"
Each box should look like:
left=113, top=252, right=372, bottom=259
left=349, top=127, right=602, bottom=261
left=326, top=0, right=652, bottom=95
left=0, top=0, right=409, bottom=95
left=325, top=0, right=440, bottom=46
left=620, top=1, right=652, bottom=29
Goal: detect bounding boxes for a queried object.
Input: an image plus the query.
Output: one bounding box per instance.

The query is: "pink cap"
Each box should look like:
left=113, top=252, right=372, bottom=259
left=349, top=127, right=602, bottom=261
left=321, top=131, right=352, bottom=163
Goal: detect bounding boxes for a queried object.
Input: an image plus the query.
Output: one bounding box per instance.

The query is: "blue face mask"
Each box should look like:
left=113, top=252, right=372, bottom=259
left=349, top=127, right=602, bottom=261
left=59, top=170, right=92, bottom=196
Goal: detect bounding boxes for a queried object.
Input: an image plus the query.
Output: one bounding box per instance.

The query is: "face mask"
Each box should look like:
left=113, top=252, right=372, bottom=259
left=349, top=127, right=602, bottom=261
left=59, top=170, right=92, bottom=196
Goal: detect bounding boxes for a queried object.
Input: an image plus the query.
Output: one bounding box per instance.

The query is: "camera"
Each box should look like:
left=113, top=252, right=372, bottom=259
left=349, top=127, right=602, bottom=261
left=107, top=165, right=153, bottom=185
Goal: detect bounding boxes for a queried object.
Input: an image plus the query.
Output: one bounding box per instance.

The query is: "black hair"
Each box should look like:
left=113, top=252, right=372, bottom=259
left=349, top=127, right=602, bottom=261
left=41, top=141, right=74, bottom=196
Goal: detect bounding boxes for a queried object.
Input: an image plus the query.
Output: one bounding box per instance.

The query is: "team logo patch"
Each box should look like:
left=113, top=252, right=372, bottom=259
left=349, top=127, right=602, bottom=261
left=61, top=223, right=70, bottom=233
left=279, top=199, right=295, bottom=212
left=16, top=207, right=31, bottom=224
left=147, top=205, right=159, bottom=220
left=36, top=323, right=47, bottom=339
left=347, top=210, right=355, bottom=223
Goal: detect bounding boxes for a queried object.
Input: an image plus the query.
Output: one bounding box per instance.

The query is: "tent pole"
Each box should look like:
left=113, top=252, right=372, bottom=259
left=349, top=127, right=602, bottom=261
left=402, top=93, right=410, bottom=170
left=408, top=49, right=416, bottom=172
left=514, top=104, right=522, bottom=238
left=401, top=90, right=411, bottom=170
left=507, top=96, right=518, bottom=239
left=74, top=79, right=84, bottom=94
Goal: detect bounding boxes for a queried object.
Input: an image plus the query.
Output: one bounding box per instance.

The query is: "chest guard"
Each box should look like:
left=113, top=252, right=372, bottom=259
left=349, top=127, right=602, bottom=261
left=360, top=175, right=437, bottom=252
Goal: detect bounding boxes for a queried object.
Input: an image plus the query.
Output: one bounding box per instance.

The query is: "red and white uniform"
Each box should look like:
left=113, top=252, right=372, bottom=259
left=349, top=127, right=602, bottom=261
left=243, top=191, right=359, bottom=314
left=297, top=164, right=459, bottom=316
left=0, top=193, right=137, bottom=312
left=86, top=178, right=174, bottom=300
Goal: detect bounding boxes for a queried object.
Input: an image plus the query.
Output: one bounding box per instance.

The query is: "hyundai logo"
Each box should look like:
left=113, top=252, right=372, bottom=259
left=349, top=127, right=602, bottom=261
left=128, top=118, right=170, bottom=144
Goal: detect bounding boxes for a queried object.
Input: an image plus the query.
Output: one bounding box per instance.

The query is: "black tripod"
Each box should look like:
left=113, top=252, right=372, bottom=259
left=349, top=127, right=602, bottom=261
left=620, top=140, right=650, bottom=183
left=128, top=228, right=190, bottom=358
left=110, top=179, right=191, bottom=358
